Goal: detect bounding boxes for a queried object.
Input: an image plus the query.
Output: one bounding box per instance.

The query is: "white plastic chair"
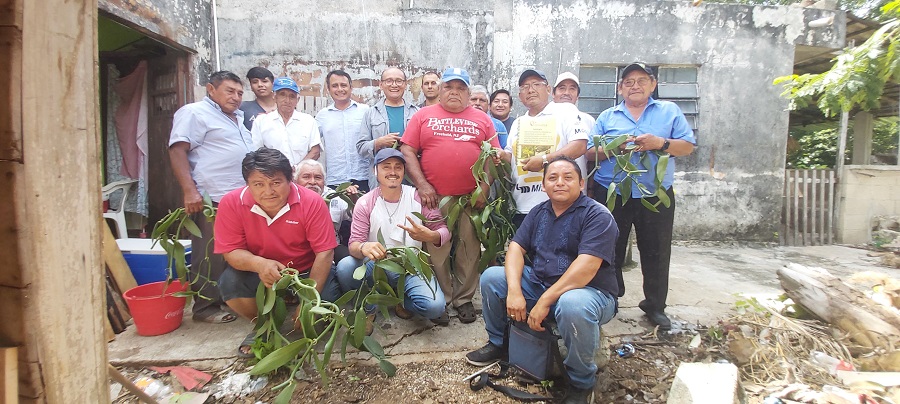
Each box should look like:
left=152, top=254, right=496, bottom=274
left=102, top=179, right=137, bottom=238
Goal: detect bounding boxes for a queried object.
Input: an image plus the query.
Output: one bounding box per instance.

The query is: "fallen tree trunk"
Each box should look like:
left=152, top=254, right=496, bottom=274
left=777, top=263, right=900, bottom=350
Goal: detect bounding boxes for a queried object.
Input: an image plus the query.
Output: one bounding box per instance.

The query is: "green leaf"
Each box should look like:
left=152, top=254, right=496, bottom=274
left=377, top=229, right=386, bottom=246
left=352, top=309, right=366, bottom=348
left=249, top=338, right=310, bottom=375
left=620, top=180, right=632, bottom=203
left=438, top=195, right=454, bottom=209
left=365, top=294, right=403, bottom=307
left=353, top=264, right=367, bottom=280
left=362, top=335, right=386, bottom=358
left=273, top=382, right=296, bottom=404
left=262, top=288, right=277, bottom=315
left=656, top=187, right=671, bottom=208
left=605, top=182, right=617, bottom=208
left=181, top=216, right=202, bottom=238
left=309, top=306, right=333, bottom=316
left=410, top=211, right=427, bottom=222
left=375, top=259, right=405, bottom=275
left=447, top=203, right=461, bottom=232
left=656, top=154, right=669, bottom=181
left=640, top=197, right=659, bottom=213
left=272, top=297, right=288, bottom=328
left=378, top=359, right=397, bottom=377
left=255, top=282, right=267, bottom=317
left=335, top=289, right=357, bottom=307
left=603, top=134, right=629, bottom=152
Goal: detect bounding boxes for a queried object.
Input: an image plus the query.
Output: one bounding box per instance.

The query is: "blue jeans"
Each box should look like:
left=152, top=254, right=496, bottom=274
left=480, top=265, right=616, bottom=390
left=335, top=256, right=446, bottom=320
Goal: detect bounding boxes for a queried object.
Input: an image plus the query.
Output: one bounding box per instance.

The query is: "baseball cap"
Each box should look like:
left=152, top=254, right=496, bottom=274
left=273, top=77, right=299, bottom=93
left=518, top=69, right=548, bottom=86
left=441, top=67, right=471, bottom=87
left=554, top=72, right=580, bottom=89
left=374, top=148, right=406, bottom=166
left=621, top=62, right=654, bottom=80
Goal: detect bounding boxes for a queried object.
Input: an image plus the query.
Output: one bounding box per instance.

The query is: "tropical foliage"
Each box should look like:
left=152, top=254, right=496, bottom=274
left=587, top=134, right=670, bottom=213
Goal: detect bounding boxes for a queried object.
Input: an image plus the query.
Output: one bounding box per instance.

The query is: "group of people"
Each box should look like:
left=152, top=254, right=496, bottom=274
left=166, top=62, right=695, bottom=404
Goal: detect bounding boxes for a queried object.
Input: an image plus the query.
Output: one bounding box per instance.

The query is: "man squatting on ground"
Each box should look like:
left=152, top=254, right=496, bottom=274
left=335, top=148, right=448, bottom=325
left=214, top=147, right=341, bottom=357
left=586, top=62, right=696, bottom=330
left=400, top=67, right=501, bottom=325
left=467, top=156, right=619, bottom=404
left=168, top=70, right=252, bottom=324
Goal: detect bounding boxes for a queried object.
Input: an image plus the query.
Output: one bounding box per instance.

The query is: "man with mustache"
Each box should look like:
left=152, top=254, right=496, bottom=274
left=168, top=71, right=253, bottom=324
left=293, top=159, right=359, bottom=264
left=250, top=77, right=322, bottom=168
left=586, top=62, right=696, bottom=330
left=400, top=67, right=500, bottom=325
left=357, top=67, right=419, bottom=189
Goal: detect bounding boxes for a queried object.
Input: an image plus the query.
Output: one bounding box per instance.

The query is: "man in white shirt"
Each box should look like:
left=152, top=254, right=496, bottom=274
left=315, top=70, right=371, bottom=191
left=503, top=69, right=591, bottom=227
left=251, top=77, right=321, bottom=169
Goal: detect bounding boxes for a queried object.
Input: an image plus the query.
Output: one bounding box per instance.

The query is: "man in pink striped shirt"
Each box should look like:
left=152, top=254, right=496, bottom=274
left=335, top=148, right=448, bottom=325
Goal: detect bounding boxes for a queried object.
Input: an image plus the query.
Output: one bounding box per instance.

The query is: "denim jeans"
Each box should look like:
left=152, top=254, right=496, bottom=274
left=335, top=256, right=446, bottom=320
left=480, top=265, right=616, bottom=390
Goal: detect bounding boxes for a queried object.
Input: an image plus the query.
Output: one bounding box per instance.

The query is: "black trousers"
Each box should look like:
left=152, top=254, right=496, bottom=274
left=591, top=181, right=675, bottom=312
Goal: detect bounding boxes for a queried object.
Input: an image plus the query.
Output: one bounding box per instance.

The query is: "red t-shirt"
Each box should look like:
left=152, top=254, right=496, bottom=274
left=214, top=183, right=337, bottom=272
left=401, top=104, right=499, bottom=196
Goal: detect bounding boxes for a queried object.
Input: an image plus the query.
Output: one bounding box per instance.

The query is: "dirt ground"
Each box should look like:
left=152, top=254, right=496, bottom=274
left=112, top=331, right=704, bottom=403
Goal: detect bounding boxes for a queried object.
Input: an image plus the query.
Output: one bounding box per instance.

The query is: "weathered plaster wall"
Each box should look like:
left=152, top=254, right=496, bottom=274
left=837, top=166, right=900, bottom=244
left=217, top=0, right=844, bottom=241
left=99, top=0, right=215, bottom=86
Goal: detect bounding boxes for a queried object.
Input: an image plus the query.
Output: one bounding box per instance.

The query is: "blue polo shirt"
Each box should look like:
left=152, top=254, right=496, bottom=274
left=588, top=98, right=695, bottom=197
left=512, top=194, right=619, bottom=297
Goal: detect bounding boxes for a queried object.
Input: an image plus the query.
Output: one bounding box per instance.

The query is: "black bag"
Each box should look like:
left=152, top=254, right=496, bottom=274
left=469, top=321, right=568, bottom=402
left=507, top=320, right=565, bottom=383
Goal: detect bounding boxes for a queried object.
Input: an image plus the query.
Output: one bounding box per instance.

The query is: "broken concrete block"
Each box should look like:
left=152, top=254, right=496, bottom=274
left=873, top=229, right=900, bottom=249
left=872, top=216, right=900, bottom=232
left=668, top=362, right=744, bottom=404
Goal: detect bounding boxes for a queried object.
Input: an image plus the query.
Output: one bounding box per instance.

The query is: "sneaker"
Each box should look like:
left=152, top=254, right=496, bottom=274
left=562, top=386, right=594, bottom=404
left=466, top=342, right=505, bottom=366
left=646, top=311, right=672, bottom=330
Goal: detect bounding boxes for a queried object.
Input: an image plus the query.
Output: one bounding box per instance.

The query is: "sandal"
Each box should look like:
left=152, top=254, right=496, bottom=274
left=193, top=308, right=237, bottom=324
left=237, top=332, right=256, bottom=359
left=455, top=302, right=477, bottom=324
left=431, top=308, right=450, bottom=326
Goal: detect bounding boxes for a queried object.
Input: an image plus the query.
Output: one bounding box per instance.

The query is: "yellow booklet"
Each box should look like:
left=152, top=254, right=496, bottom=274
left=515, top=116, right=557, bottom=161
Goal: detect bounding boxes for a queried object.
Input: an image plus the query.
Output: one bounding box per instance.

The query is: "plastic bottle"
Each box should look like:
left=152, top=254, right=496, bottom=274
left=810, top=351, right=855, bottom=375
left=133, top=376, right=173, bottom=399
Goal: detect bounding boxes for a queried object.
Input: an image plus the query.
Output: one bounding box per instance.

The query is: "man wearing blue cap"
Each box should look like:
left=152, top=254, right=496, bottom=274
left=586, top=62, right=696, bottom=330
left=250, top=77, right=322, bottom=170
left=400, top=67, right=500, bottom=325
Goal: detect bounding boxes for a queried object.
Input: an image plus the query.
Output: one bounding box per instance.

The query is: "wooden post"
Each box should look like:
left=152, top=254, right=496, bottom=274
left=834, top=110, right=849, bottom=244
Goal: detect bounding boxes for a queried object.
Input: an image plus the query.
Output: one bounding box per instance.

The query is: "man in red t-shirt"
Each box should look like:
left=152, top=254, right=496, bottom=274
left=400, top=67, right=500, bottom=325
left=214, top=147, right=339, bottom=357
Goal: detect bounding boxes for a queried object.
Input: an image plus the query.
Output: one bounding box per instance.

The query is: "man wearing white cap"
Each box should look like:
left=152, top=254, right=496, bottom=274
left=554, top=72, right=596, bottom=131
left=400, top=67, right=500, bottom=325
left=250, top=77, right=321, bottom=169
left=502, top=68, right=591, bottom=227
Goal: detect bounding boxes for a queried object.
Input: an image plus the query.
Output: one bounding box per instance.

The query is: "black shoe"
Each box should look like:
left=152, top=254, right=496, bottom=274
left=431, top=309, right=450, bottom=326
left=466, top=342, right=505, bottom=366
left=562, top=386, right=594, bottom=404
left=646, top=311, right=672, bottom=330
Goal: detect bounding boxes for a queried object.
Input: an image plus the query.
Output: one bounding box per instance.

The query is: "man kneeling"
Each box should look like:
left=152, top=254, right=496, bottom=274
left=214, top=147, right=340, bottom=357
left=466, top=156, right=619, bottom=404
left=336, top=148, right=448, bottom=325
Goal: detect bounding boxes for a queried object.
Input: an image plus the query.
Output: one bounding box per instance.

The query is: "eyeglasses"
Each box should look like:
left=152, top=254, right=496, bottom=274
left=519, top=82, right=548, bottom=91
left=622, top=78, right=652, bottom=87
left=382, top=79, right=406, bottom=86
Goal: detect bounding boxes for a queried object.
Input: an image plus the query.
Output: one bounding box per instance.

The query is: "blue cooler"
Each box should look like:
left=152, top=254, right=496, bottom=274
left=116, top=239, right=192, bottom=285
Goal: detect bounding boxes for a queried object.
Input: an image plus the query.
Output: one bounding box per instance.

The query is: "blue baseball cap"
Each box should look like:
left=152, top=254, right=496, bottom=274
left=441, top=67, right=471, bottom=87
left=374, top=148, right=406, bottom=166
left=518, top=69, right=548, bottom=86
left=273, top=77, right=299, bottom=93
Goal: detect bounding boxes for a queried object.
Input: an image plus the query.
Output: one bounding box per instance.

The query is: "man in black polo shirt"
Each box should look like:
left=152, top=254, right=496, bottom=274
left=466, top=156, right=619, bottom=404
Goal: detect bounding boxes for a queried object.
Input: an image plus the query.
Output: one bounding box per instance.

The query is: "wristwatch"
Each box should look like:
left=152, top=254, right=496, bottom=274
left=660, top=139, right=670, bottom=151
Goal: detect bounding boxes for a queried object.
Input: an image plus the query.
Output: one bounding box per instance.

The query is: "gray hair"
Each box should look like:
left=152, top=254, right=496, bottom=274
left=293, top=159, right=326, bottom=181
left=470, top=85, right=489, bottom=96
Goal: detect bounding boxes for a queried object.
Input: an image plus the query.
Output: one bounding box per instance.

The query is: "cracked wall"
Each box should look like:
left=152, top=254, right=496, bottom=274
left=215, top=0, right=843, bottom=240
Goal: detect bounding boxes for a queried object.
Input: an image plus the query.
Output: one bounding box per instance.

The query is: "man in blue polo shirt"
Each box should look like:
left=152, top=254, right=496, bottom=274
left=168, top=70, right=253, bottom=324
left=466, top=156, right=618, bottom=404
left=586, top=62, right=696, bottom=330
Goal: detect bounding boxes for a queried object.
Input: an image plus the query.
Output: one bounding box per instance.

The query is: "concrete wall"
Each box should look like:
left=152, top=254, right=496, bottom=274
left=99, top=0, right=215, bottom=86
left=838, top=165, right=900, bottom=244
left=216, top=0, right=844, bottom=241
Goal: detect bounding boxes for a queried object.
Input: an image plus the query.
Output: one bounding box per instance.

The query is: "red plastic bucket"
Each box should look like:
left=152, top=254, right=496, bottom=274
left=123, top=280, right=189, bottom=336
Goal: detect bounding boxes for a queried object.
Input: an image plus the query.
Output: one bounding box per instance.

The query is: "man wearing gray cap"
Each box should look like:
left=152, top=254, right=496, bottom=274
left=400, top=67, right=501, bottom=325
left=586, top=62, right=696, bottom=330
